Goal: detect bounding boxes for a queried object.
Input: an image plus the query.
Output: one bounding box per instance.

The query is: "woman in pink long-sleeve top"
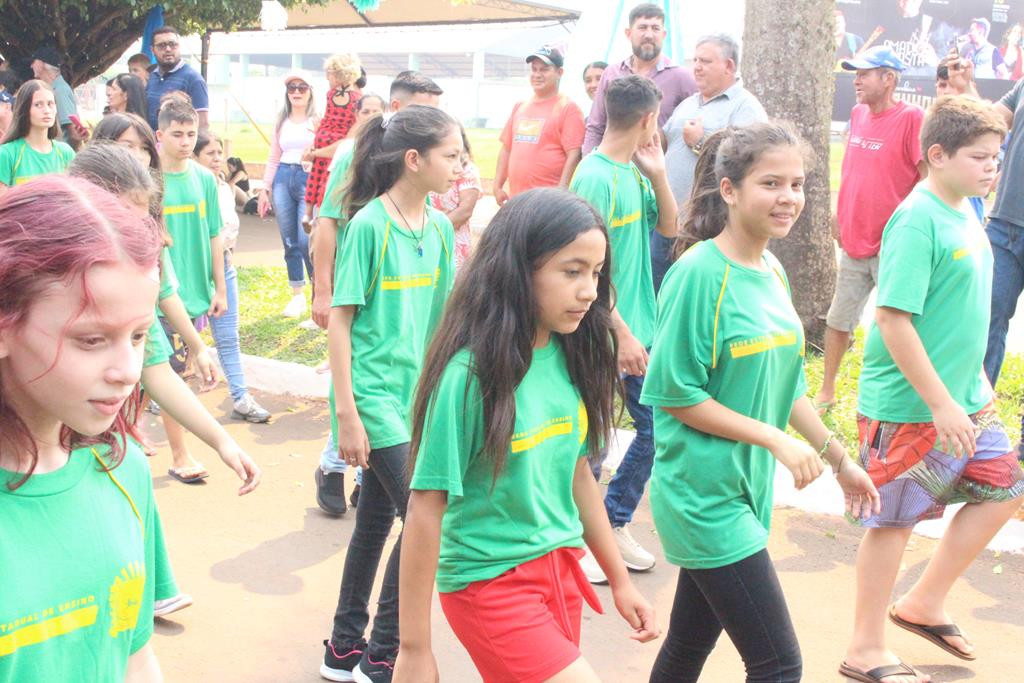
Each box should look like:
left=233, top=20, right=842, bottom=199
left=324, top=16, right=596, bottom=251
left=257, top=72, right=319, bottom=320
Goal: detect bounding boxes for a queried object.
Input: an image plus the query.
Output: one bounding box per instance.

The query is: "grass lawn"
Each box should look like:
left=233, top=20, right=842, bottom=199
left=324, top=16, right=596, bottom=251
left=232, top=265, right=1024, bottom=447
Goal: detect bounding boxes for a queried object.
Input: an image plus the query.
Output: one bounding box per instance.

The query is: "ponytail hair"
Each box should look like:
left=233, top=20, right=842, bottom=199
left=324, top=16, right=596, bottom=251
left=674, top=121, right=812, bottom=258
left=342, top=104, right=458, bottom=220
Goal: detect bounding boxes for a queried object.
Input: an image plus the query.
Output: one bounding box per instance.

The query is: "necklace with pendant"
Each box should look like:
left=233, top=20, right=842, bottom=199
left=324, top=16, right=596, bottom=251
left=386, top=192, right=426, bottom=256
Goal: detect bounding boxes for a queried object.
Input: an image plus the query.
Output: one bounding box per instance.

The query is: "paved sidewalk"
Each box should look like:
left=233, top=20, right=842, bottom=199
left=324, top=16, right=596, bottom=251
left=146, top=387, right=1023, bottom=682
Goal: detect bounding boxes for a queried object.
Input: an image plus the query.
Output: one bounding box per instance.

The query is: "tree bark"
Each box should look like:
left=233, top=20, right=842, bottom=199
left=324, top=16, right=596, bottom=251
left=742, top=1, right=836, bottom=349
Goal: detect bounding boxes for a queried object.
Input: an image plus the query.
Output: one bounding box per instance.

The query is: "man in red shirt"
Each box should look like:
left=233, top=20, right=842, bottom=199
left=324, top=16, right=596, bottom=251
left=815, top=46, right=926, bottom=413
left=493, top=46, right=585, bottom=205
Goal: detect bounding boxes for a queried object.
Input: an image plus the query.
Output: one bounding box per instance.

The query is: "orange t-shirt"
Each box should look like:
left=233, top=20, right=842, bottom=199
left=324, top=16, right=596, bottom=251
left=499, top=94, right=585, bottom=196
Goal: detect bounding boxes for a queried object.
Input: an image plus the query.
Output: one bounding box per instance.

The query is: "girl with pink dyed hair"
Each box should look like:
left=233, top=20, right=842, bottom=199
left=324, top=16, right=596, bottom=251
left=0, top=176, right=169, bottom=682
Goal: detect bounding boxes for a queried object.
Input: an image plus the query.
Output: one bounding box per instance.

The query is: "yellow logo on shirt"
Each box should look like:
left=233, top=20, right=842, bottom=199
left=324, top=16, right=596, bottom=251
left=729, top=331, right=799, bottom=359
left=381, top=272, right=435, bottom=290
left=163, top=200, right=207, bottom=218
left=0, top=596, right=98, bottom=657
left=609, top=210, right=642, bottom=230
left=511, top=416, right=573, bottom=453
left=107, top=562, right=145, bottom=637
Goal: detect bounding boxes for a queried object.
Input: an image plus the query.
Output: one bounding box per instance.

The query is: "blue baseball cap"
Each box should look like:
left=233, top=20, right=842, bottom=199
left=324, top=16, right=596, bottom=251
left=841, top=45, right=907, bottom=72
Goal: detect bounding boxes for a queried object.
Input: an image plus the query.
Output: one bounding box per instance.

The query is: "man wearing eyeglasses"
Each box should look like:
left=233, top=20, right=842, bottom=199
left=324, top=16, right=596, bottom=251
left=145, top=25, right=210, bottom=130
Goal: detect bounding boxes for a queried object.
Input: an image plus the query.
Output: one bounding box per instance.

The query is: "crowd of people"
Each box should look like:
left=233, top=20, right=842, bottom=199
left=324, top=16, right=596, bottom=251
left=2, top=3, right=1024, bottom=683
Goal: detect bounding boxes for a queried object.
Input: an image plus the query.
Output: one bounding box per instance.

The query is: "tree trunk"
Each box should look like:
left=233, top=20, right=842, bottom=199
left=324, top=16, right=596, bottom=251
left=742, top=1, right=836, bottom=350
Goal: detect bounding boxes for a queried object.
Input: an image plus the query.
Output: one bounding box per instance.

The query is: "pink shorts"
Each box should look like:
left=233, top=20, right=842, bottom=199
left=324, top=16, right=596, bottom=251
left=439, top=547, right=603, bottom=683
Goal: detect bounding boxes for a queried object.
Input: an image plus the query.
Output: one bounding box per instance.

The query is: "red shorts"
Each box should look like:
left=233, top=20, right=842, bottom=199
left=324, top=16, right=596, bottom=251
left=439, top=547, right=603, bottom=683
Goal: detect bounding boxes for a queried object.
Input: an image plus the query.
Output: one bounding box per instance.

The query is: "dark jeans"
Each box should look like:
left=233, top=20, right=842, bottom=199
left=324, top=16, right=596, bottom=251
left=650, top=230, right=674, bottom=294
left=330, top=442, right=409, bottom=658
left=649, top=549, right=802, bottom=683
left=603, top=372, right=654, bottom=526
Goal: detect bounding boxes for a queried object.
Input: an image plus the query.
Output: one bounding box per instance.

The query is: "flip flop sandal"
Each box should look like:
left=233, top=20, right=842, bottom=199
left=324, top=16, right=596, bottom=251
left=888, top=604, right=976, bottom=660
left=839, top=660, right=920, bottom=682
left=167, top=466, right=209, bottom=484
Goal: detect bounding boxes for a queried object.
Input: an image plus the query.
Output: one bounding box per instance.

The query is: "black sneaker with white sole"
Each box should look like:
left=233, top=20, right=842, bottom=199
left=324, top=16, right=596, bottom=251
left=353, top=651, right=395, bottom=683
left=320, top=638, right=366, bottom=682
left=315, top=467, right=347, bottom=515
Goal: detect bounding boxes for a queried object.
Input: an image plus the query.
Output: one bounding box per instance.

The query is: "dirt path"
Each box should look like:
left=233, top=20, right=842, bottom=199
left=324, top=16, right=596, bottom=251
left=145, top=387, right=1023, bottom=682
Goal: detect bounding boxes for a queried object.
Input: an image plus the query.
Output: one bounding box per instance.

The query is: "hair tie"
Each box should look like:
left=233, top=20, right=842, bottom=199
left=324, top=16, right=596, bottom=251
left=380, top=111, right=394, bottom=130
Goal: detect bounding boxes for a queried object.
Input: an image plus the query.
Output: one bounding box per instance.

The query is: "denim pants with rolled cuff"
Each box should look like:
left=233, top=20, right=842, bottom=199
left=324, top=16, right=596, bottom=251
left=329, top=442, right=408, bottom=658
left=207, top=252, right=247, bottom=402
left=271, top=162, right=313, bottom=287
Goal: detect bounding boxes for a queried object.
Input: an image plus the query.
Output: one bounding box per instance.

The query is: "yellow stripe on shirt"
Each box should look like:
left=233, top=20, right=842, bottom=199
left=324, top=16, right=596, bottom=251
left=0, top=605, right=98, bottom=656
left=729, top=331, right=798, bottom=359
left=609, top=210, right=642, bottom=230
left=511, top=418, right=573, bottom=453
left=163, top=200, right=206, bottom=217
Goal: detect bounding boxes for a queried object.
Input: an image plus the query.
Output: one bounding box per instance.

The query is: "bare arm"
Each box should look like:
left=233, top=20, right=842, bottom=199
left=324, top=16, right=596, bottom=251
left=393, top=490, right=447, bottom=682
left=995, top=102, right=1015, bottom=129
left=573, top=458, right=659, bottom=642
left=661, top=398, right=823, bottom=489
left=124, top=643, right=163, bottom=682
left=443, top=188, right=480, bottom=228
left=141, top=363, right=260, bottom=494
left=208, top=234, right=227, bottom=316
left=197, top=110, right=209, bottom=131
left=328, top=305, right=370, bottom=468
left=493, top=146, right=511, bottom=205
left=633, top=132, right=678, bottom=237
left=314, top=139, right=343, bottom=158
left=558, top=148, right=582, bottom=188
left=312, top=216, right=340, bottom=329
left=875, top=306, right=977, bottom=455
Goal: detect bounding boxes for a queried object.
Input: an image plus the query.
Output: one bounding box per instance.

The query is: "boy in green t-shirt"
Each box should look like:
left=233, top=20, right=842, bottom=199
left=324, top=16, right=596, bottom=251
left=569, top=74, right=678, bottom=578
left=842, top=97, right=1024, bottom=680
left=155, top=99, right=227, bottom=483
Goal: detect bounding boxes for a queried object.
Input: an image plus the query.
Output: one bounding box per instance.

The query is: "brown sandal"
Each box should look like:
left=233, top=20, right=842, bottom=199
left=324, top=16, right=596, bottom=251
left=888, top=604, right=976, bottom=661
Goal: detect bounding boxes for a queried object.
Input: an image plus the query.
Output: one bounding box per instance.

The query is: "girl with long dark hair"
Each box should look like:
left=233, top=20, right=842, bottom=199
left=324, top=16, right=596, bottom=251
left=394, top=188, right=659, bottom=683
left=644, top=122, right=880, bottom=682
left=0, top=79, right=74, bottom=195
left=105, top=73, right=148, bottom=120
left=320, top=104, right=462, bottom=683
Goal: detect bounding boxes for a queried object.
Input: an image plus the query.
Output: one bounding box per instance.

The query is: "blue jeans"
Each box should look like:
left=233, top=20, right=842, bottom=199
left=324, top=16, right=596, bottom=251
left=208, top=252, right=247, bottom=402
left=650, top=230, right=674, bottom=294
left=985, top=216, right=1024, bottom=385
left=604, top=372, right=654, bottom=527
left=272, top=163, right=313, bottom=287
left=319, top=431, right=364, bottom=485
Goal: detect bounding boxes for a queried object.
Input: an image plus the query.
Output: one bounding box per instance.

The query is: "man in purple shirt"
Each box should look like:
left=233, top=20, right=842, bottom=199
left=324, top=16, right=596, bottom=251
left=582, top=3, right=697, bottom=154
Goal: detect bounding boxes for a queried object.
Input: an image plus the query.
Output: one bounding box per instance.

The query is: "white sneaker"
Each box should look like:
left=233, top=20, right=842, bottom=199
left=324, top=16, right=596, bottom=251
left=153, top=593, right=193, bottom=618
left=613, top=525, right=656, bottom=571
left=282, top=294, right=307, bottom=318
left=298, top=318, right=319, bottom=330
left=579, top=547, right=608, bottom=584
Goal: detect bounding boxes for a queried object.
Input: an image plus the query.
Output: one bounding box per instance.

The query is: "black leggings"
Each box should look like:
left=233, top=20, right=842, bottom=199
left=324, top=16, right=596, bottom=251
left=649, top=549, right=802, bottom=683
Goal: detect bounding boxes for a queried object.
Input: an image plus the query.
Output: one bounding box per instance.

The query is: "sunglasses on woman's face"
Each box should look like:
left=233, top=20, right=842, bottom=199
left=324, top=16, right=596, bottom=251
left=286, top=83, right=309, bottom=93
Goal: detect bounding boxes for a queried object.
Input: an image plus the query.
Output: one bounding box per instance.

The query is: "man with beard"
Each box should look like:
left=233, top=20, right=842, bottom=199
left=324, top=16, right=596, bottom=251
left=583, top=3, right=696, bottom=154
left=583, top=3, right=696, bottom=294
left=145, top=25, right=209, bottom=130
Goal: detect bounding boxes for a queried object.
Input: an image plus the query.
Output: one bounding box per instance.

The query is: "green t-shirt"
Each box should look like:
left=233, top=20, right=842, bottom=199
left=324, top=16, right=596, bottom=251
left=319, top=143, right=355, bottom=221
left=330, top=197, right=455, bottom=449
left=0, top=138, right=75, bottom=187
left=640, top=240, right=808, bottom=569
left=570, top=152, right=658, bottom=347
left=161, top=160, right=222, bottom=318
left=859, top=187, right=993, bottom=422
left=144, top=249, right=177, bottom=368
left=410, top=338, right=589, bottom=592
left=0, top=441, right=175, bottom=682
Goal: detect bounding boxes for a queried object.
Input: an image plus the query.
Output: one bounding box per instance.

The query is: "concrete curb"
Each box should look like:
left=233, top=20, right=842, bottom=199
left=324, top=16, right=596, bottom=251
left=214, top=350, right=331, bottom=399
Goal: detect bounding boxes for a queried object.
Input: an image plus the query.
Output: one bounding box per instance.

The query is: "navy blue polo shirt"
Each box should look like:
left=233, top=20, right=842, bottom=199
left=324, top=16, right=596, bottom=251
left=146, top=60, right=209, bottom=129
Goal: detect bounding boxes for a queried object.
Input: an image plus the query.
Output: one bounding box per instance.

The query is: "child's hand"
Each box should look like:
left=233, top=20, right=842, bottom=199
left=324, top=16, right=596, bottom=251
left=208, top=291, right=228, bottom=317
left=257, top=190, right=272, bottom=218
left=633, top=131, right=666, bottom=179
left=338, top=413, right=371, bottom=469
left=616, top=330, right=649, bottom=376
left=393, top=647, right=439, bottom=683
left=312, top=291, right=332, bottom=329
left=932, top=399, right=976, bottom=458
left=768, top=432, right=824, bottom=489
left=612, top=583, right=660, bottom=643
left=217, top=441, right=261, bottom=495
left=188, top=346, right=220, bottom=392
left=835, top=460, right=881, bottom=520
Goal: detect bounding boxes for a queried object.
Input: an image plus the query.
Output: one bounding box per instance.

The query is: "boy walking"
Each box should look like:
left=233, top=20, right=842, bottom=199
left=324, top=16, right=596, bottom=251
left=570, top=75, right=677, bottom=581
left=157, top=100, right=260, bottom=481
left=841, top=97, right=1023, bottom=683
